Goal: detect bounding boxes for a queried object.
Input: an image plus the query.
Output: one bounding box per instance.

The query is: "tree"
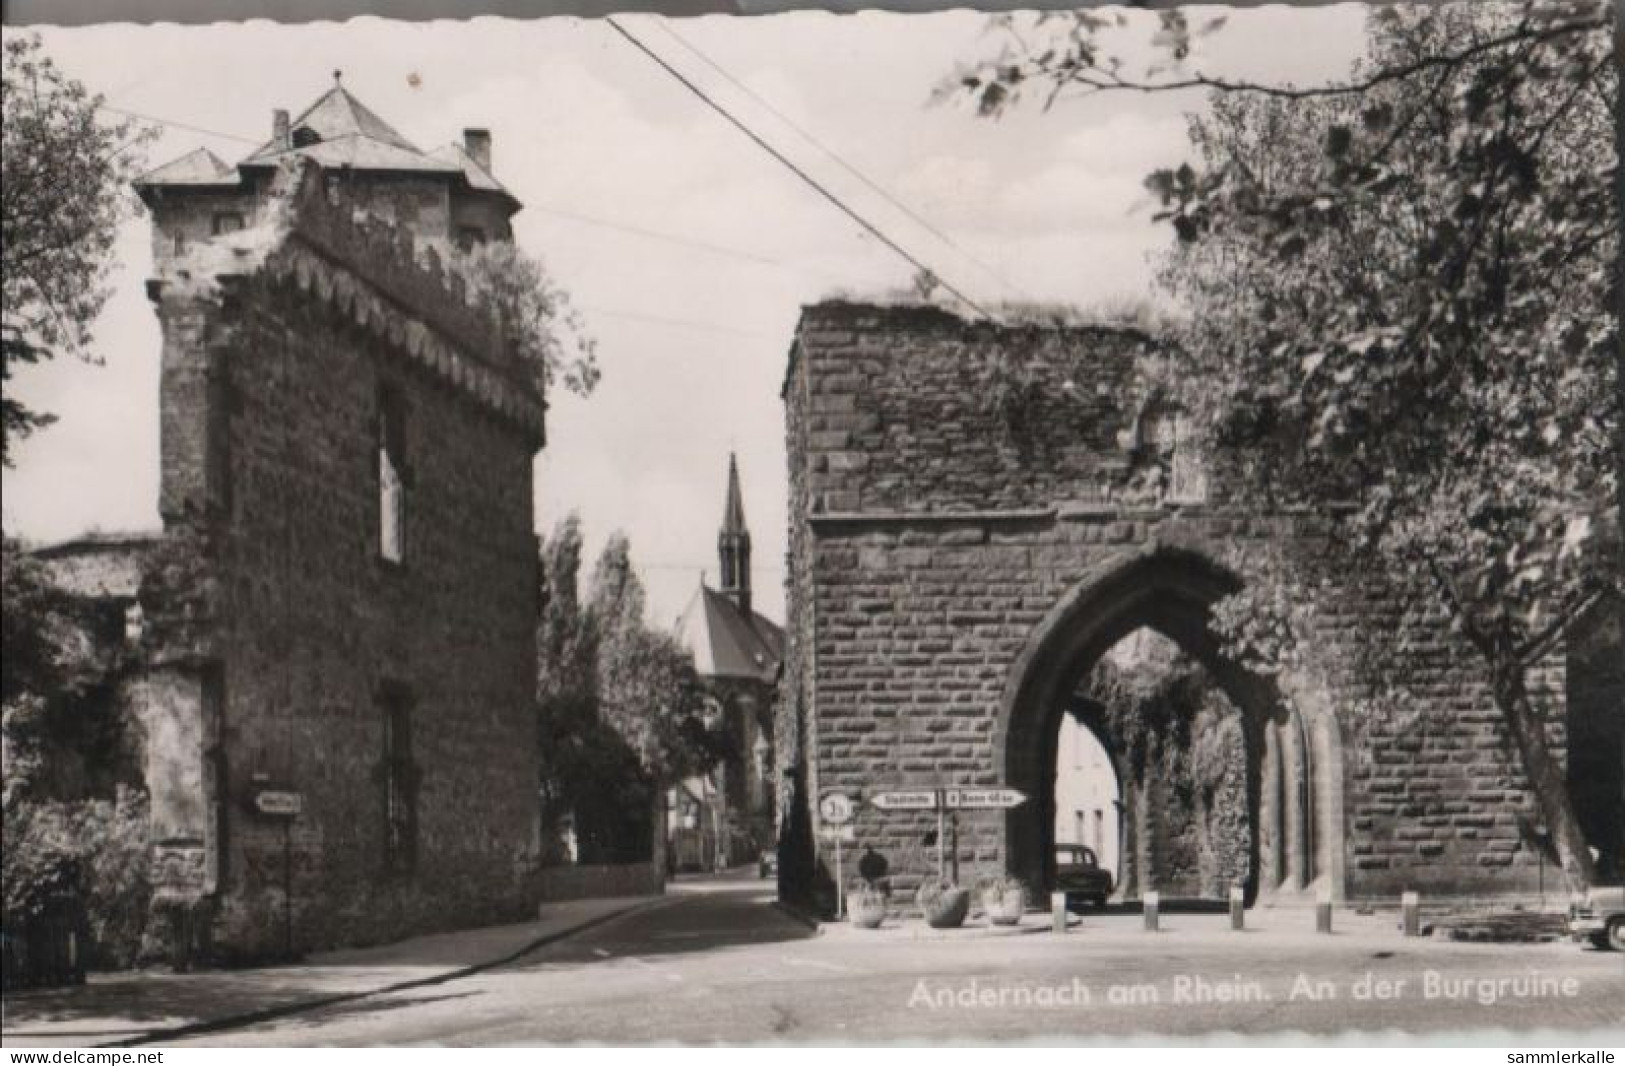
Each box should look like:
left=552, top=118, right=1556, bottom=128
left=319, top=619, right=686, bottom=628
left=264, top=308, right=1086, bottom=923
left=589, top=533, right=724, bottom=785
left=533, top=522, right=724, bottom=864
left=455, top=240, right=600, bottom=403
left=1, top=35, right=153, bottom=465
left=950, top=2, right=1619, bottom=888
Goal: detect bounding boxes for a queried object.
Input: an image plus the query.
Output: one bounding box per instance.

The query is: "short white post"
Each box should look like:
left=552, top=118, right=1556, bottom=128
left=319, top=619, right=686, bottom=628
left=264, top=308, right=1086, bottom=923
left=1401, top=891, right=1420, bottom=937
left=1143, top=890, right=1160, bottom=932
left=1229, top=885, right=1245, bottom=931
left=1051, top=892, right=1068, bottom=934
left=1315, top=888, right=1333, bottom=934
left=834, top=839, right=845, bottom=921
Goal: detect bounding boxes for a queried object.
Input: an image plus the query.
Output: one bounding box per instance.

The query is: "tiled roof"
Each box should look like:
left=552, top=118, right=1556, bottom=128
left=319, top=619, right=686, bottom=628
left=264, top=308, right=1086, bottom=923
left=249, top=134, right=462, bottom=175
left=674, top=585, right=784, bottom=683
left=141, top=83, right=515, bottom=200
left=430, top=141, right=515, bottom=198
left=241, top=83, right=421, bottom=165
left=133, top=147, right=238, bottom=188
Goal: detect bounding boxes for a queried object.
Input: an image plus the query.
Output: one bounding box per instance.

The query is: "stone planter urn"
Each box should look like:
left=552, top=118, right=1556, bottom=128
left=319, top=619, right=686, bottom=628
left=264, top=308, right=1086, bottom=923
left=980, top=882, right=1027, bottom=926
left=917, top=882, right=972, bottom=929
left=848, top=889, right=888, bottom=929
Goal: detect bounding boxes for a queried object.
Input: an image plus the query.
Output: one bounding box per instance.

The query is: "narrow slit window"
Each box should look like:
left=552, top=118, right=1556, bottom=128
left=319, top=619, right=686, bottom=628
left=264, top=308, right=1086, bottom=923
left=378, top=387, right=407, bottom=564
left=381, top=688, right=417, bottom=876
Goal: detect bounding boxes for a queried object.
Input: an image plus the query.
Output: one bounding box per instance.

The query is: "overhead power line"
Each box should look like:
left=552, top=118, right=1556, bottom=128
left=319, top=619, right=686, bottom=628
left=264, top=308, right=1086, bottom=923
left=649, top=17, right=1032, bottom=305
left=98, top=104, right=261, bottom=145
left=605, top=15, right=996, bottom=322
left=581, top=303, right=782, bottom=339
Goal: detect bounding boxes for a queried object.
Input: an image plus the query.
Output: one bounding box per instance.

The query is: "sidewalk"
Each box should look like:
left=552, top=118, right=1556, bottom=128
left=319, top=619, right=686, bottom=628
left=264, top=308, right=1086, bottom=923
left=817, top=906, right=1420, bottom=944
left=0, top=895, right=664, bottom=1048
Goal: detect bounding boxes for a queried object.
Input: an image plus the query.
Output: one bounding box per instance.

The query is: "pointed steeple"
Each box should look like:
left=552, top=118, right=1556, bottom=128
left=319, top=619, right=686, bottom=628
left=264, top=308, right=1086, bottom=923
left=718, top=453, right=752, bottom=615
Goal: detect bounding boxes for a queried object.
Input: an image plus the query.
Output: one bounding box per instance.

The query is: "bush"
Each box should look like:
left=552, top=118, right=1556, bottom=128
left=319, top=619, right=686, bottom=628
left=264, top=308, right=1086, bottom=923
left=2, top=786, right=151, bottom=968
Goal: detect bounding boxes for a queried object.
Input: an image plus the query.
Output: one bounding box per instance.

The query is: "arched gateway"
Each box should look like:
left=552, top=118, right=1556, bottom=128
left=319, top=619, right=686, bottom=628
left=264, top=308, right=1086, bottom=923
left=778, top=301, right=1596, bottom=912
left=997, top=546, right=1345, bottom=903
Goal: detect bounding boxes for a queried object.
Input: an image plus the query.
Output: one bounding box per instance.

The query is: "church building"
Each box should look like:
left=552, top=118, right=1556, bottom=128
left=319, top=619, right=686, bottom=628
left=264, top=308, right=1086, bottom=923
left=671, top=455, right=784, bottom=870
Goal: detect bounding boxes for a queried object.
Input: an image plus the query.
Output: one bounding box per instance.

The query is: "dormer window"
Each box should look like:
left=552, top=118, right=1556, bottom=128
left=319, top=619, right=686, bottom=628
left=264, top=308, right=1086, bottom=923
left=212, top=212, right=245, bottom=236
left=456, top=226, right=486, bottom=252
left=291, top=126, right=322, bottom=148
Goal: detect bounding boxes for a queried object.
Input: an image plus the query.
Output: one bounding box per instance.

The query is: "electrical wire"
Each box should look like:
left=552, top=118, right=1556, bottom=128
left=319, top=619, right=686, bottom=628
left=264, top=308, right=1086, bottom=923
left=605, top=15, right=997, bottom=322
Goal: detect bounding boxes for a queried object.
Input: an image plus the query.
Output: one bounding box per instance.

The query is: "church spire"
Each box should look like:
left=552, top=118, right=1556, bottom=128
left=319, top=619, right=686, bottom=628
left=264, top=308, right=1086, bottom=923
left=718, top=453, right=752, bottom=615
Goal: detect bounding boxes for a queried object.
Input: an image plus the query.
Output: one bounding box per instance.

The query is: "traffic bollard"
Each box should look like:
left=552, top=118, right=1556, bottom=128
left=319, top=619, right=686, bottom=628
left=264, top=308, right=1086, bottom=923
left=1143, top=890, right=1160, bottom=932
left=1229, top=885, right=1245, bottom=931
left=1401, top=891, right=1420, bottom=937
left=1316, top=891, right=1333, bottom=934
left=1052, top=892, right=1068, bottom=934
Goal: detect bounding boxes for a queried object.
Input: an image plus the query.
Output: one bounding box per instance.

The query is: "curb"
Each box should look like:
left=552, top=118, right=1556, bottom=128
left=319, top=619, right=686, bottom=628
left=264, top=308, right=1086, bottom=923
left=771, top=899, right=825, bottom=935
left=98, top=895, right=666, bottom=1048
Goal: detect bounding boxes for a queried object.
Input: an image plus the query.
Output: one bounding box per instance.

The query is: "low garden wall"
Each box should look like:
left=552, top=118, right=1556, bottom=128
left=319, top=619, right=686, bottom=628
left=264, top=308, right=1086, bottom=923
left=536, top=862, right=664, bottom=902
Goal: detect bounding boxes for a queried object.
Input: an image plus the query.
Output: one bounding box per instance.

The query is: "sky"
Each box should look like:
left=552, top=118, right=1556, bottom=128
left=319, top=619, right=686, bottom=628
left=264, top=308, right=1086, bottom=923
left=2, top=6, right=1368, bottom=627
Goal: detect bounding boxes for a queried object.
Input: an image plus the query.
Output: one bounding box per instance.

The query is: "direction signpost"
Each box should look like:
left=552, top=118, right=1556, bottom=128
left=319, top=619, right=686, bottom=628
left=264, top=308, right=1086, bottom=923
left=869, top=790, right=938, bottom=811
left=254, top=790, right=303, bottom=958
left=866, top=786, right=1027, bottom=881
left=819, top=793, right=856, bottom=919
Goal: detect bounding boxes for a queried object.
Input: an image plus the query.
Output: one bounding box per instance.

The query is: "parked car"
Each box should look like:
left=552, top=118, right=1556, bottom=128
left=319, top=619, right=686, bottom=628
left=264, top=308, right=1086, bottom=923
left=1054, top=844, right=1113, bottom=909
left=757, top=848, right=779, bottom=880
left=1567, top=884, right=1624, bottom=951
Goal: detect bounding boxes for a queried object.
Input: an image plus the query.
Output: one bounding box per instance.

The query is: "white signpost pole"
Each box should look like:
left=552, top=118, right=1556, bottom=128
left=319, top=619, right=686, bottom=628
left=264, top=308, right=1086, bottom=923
left=835, top=838, right=845, bottom=920
left=935, top=792, right=945, bottom=882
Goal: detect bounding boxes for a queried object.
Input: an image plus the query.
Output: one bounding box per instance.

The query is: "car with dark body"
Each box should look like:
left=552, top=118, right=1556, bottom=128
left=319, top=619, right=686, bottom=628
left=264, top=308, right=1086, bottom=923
left=1054, top=844, right=1114, bottom=908
left=1567, top=884, right=1624, bottom=951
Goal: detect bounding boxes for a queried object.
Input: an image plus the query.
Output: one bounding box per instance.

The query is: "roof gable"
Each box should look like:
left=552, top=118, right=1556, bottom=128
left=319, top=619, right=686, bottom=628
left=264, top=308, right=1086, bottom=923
left=242, top=83, right=422, bottom=166
left=674, top=585, right=784, bottom=683
left=134, top=147, right=237, bottom=188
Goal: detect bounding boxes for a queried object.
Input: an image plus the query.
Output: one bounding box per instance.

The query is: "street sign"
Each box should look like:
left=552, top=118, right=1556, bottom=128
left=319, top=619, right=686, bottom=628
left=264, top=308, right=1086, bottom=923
left=943, top=787, right=1027, bottom=810
left=818, top=792, right=856, bottom=825
left=819, top=824, right=856, bottom=842
left=255, top=790, right=303, bottom=817
left=869, top=789, right=938, bottom=811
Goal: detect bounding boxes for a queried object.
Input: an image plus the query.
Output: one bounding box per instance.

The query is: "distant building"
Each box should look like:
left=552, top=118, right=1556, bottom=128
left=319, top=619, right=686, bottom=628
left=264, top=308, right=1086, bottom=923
left=67, top=77, right=549, bottom=963
left=671, top=454, right=784, bottom=870
left=1052, top=717, right=1118, bottom=877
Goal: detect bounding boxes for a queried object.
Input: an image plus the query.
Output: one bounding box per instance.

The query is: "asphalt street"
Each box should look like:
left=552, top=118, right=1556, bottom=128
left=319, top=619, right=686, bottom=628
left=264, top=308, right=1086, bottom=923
left=174, top=875, right=1625, bottom=1045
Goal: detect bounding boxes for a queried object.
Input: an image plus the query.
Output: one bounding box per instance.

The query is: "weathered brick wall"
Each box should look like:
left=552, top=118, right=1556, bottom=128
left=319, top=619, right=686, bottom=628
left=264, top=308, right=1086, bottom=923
left=204, top=277, right=538, bottom=957
left=147, top=169, right=545, bottom=961
left=781, top=301, right=1571, bottom=905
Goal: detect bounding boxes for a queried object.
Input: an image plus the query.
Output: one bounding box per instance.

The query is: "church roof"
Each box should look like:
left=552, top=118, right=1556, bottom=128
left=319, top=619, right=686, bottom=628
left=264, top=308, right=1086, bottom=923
left=674, top=585, right=783, bottom=684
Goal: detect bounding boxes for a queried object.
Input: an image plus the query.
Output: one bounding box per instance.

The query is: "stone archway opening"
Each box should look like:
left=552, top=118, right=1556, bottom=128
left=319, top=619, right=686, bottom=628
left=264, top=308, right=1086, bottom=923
left=1051, top=705, right=1124, bottom=891
left=1049, top=630, right=1253, bottom=905
left=999, top=547, right=1345, bottom=906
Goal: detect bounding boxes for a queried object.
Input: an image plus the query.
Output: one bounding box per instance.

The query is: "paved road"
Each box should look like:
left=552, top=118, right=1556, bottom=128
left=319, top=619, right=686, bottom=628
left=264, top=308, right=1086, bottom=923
left=177, top=877, right=1625, bottom=1044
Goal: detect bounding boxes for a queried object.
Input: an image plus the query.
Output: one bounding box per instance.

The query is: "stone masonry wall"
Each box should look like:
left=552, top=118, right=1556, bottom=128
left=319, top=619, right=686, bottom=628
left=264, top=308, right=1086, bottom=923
left=149, top=175, right=545, bottom=959
left=781, top=301, right=1570, bottom=904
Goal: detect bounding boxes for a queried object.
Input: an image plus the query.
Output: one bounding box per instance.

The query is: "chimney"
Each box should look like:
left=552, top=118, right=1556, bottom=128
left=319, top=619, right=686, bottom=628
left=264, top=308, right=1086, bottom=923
left=273, top=109, right=290, bottom=150
left=463, top=128, right=492, bottom=172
